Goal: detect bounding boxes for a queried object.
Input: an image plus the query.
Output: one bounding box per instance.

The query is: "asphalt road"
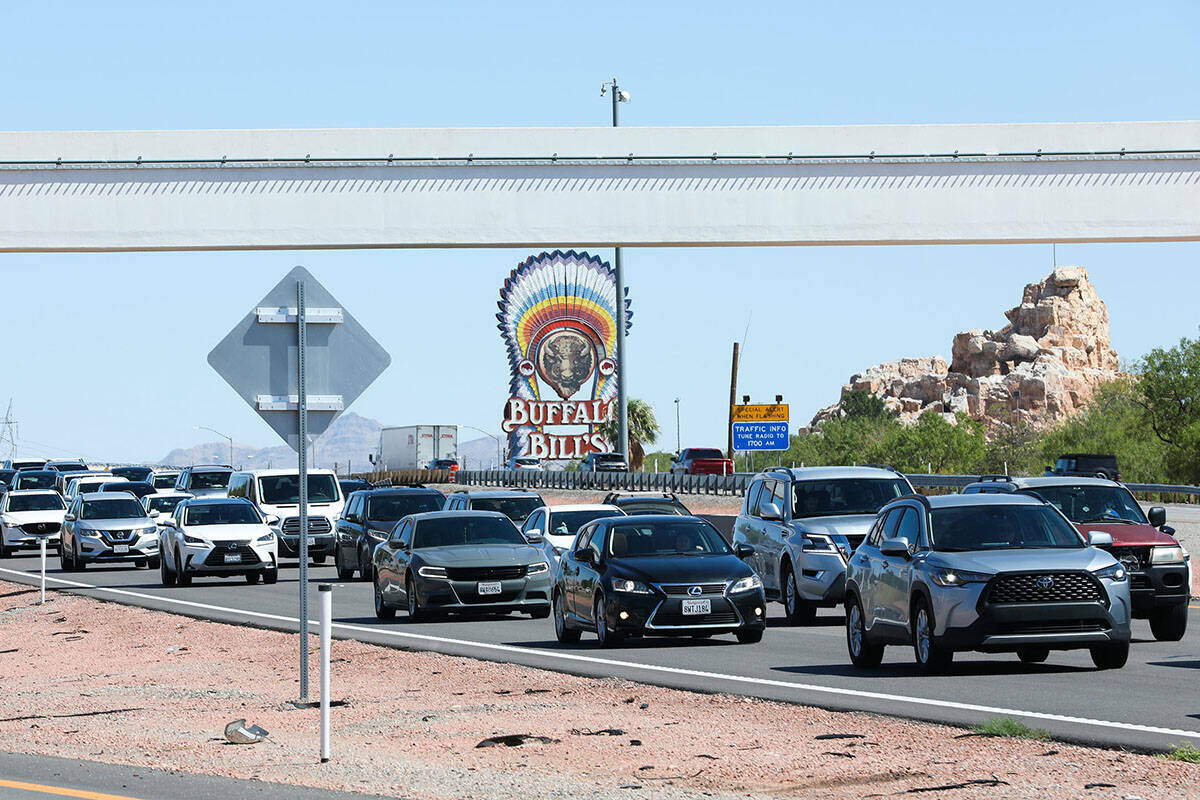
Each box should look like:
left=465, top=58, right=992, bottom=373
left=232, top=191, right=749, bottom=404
left=2, top=547, right=1198, bottom=755
left=0, top=750, right=396, bottom=799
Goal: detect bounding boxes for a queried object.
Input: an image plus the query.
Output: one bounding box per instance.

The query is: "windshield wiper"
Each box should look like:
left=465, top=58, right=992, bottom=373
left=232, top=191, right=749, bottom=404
left=1078, top=516, right=1135, bottom=525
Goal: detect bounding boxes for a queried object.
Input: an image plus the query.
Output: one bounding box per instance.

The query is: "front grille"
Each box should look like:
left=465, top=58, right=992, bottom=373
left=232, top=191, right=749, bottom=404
left=203, top=544, right=260, bottom=567
left=658, top=583, right=726, bottom=596
left=995, top=619, right=1109, bottom=636
left=20, top=522, right=60, bottom=535
left=988, top=572, right=1103, bottom=605
left=1107, top=546, right=1150, bottom=572
left=446, top=565, right=527, bottom=581
left=99, top=529, right=140, bottom=543
left=652, top=610, right=739, bottom=627
left=1131, top=575, right=1151, bottom=590
left=281, top=516, right=332, bottom=536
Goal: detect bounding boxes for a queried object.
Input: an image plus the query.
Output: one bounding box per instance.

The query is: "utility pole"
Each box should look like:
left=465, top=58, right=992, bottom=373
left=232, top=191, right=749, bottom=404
left=0, top=400, right=17, bottom=461
left=674, top=397, right=681, bottom=453
left=602, top=78, right=630, bottom=461
left=726, top=342, right=740, bottom=460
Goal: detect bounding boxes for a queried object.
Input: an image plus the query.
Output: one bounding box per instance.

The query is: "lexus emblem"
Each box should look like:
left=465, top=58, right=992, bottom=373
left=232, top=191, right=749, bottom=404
left=687, top=586, right=703, bottom=597
left=1034, top=576, right=1055, bottom=590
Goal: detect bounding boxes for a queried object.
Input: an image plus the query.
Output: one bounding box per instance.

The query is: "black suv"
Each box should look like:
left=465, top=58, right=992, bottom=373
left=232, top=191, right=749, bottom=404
left=1048, top=454, right=1120, bottom=481
left=602, top=491, right=691, bottom=516
left=443, top=489, right=545, bottom=525
left=335, top=486, right=445, bottom=580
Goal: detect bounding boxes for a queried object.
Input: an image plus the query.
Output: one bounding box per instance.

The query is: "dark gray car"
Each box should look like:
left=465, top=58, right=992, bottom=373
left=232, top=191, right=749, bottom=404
left=372, top=510, right=551, bottom=621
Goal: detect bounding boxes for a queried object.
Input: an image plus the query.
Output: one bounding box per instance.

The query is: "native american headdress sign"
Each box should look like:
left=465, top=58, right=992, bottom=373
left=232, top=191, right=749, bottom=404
left=498, top=250, right=632, bottom=460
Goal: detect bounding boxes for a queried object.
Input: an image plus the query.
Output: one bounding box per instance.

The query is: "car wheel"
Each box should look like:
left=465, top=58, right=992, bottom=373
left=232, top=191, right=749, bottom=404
left=73, top=540, right=87, bottom=571
left=245, top=572, right=260, bottom=585
left=175, top=552, right=191, bottom=586
left=262, top=568, right=278, bottom=585
left=312, top=555, right=327, bottom=565
left=1149, top=603, right=1188, bottom=642
left=334, top=547, right=354, bottom=580
left=846, top=597, right=885, bottom=668
left=912, top=599, right=953, bottom=673
left=736, top=628, right=763, bottom=644
left=1090, top=642, right=1129, bottom=670
left=160, top=550, right=176, bottom=587
left=406, top=576, right=427, bottom=621
left=554, top=591, right=581, bottom=643
left=529, top=605, right=551, bottom=619
left=357, top=546, right=371, bottom=582
left=1017, top=647, right=1050, bottom=664
left=782, top=564, right=817, bottom=625
left=594, top=594, right=624, bottom=648
left=373, top=571, right=395, bottom=620
left=0, top=538, right=9, bottom=559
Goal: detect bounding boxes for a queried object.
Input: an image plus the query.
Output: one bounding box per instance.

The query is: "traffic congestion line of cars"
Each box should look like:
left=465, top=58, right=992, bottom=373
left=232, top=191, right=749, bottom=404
left=0, top=457, right=1189, bottom=672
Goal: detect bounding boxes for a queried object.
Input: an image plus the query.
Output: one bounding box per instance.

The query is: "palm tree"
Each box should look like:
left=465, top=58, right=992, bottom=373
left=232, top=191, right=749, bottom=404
left=596, top=398, right=661, bottom=471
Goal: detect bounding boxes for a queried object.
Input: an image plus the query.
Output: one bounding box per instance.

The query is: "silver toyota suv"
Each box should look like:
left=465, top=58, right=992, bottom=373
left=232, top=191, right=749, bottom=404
left=733, top=466, right=913, bottom=624
left=844, top=492, right=1132, bottom=673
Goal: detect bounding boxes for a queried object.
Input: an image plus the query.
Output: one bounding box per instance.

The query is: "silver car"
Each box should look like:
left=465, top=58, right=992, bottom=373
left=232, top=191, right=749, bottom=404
left=60, top=491, right=160, bottom=570
left=844, top=493, right=1132, bottom=673
left=733, top=466, right=913, bottom=624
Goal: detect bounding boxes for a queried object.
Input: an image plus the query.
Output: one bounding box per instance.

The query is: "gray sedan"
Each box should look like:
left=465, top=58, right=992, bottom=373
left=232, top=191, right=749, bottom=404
left=372, top=510, right=552, bottom=621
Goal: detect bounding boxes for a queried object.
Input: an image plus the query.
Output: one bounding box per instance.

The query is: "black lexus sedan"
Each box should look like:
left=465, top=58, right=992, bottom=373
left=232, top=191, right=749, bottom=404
left=553, top=515, right=767, bottom=647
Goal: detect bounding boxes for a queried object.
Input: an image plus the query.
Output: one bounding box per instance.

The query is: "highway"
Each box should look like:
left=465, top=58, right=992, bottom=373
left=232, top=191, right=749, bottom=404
left=2, top=548, right=1198, bottom=754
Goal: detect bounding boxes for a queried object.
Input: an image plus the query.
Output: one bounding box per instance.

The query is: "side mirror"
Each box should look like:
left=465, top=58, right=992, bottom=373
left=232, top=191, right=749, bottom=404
left=265, top=514, right=280, bottom=526
left=879, top=537, right=912, bottom=558
left=735, top=542, right=755, bottom=560
left=148, top=510, right=160, bottom=518
left=1088, top=531, right=1114, bottom=547
left=1148, top=507, right=1167, bottom=528
left=64, top=513, right=76, bottom=522
left=575, top=548, right=596, bottom=564
left=525, top=532, right=544, bottom=544
left=759, top=502, right=783, bottom=522
left=1044, top=465, right=1054, bottom=473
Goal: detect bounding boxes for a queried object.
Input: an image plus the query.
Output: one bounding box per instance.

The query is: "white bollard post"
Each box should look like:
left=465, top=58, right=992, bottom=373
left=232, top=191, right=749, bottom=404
left=318, top=583, right=331, bottom=763
left=39, top=537, right=47, bottom=605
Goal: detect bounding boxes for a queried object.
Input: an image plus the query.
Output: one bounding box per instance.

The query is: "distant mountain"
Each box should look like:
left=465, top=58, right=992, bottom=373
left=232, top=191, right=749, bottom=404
left=158, top=413, right=499, bottom=475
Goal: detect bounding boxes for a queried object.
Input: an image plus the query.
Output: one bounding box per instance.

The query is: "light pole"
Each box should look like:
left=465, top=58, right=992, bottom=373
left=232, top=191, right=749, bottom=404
left=461, top=425, right=503, bottom=469
left=195, top=425, right=234, bottom=467
left=601, top=77, right=630, bottom=461
left=674, top=397, right=681, bottom=453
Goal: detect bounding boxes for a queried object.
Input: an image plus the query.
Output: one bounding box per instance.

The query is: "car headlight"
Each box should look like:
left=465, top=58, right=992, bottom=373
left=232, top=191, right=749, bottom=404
left=139, top=527, right=156, bottom=537
left=611, top=578, right=653, bottom=594
left=526, top=561, right=550, bottom=575
left=728, top=574, right=763, bottom=594
left=256, top=532, right=275, bottom=543
left=802, top=534, right=837, bottom=552
left=930, top=568, right=992, bottom=587
left=1149, top=546, right=1186, bottom=565
left=82, top=528, right=103, bottom=538
left=1093, top=563, right=1128, bottom=581
left=417, top=565, right=447, bottom=578
left=182, top=534, right=206, bottom=546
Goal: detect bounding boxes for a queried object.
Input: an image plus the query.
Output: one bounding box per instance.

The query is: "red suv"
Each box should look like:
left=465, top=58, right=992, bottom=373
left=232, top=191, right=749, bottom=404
left=670, top=448, right=734, bottom=476
left=964, top=476, right=1190, bottom=641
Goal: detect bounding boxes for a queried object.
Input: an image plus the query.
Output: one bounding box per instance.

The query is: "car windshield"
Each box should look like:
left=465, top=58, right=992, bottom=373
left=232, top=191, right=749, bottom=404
left=189, top=471, right=231, bottom=490
left=146, top=496, right=185, bottom=514
left=931, top=505, right=1084, bottom=551
left=619, top=501, right=687, bottom=515
left=81, top=499, right=147, bottom=520
left=470, top=497, right=542, bottom=522
left=515, top=458, right=539, bottom=466
left=103, top=483, right=152, bottom=497
left=1027, top=484, right=1147, bottom=525
left=75, top=480, right=111, bottom=493
left=793, top=479, right=910, bottom=518
left=596, top=454, right=624, bottom=463
left=607, top=521, right=730, bottom=557
left=411, top=516, right=526, bottom=548
left=367, top=494, right=444, bottom=521
left=259, top=474, right=339, bottom=504
left=112, top=467, right=152, bottom=481
left=689, top=449, right=724, bottom=459
left=15, top=473, right=56, bottom=490
left=432, top=460, right=458, bottom=468
left=151, top=474, right=178, bottom=489
left=546, top=509, right=624, bottom=537
left=52, top=464, right=88, bottom=473
left=7, top=494, right=64, bottom=512
left=0, top=471, right=15, bottom=484
left=184, top=503, right=261, bottom=525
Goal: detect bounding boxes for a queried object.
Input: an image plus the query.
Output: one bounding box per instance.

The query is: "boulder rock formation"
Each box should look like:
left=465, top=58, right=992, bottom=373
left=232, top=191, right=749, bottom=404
left=812, top=267, right=1122, bottom=434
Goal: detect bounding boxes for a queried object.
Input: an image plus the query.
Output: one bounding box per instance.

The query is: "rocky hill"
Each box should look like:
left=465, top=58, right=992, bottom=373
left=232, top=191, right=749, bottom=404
left=811, top=266, right=1122, bottom=434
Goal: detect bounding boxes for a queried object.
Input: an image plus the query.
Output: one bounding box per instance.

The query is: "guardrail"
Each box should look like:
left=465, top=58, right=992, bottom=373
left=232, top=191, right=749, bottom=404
left=355, top=468, right=1200, bottom=503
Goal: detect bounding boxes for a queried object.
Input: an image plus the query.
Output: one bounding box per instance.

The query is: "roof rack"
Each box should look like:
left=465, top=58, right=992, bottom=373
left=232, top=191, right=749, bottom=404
left=893, top=492, right=932, bottom=510
left=975, top=474, right=1014, bottom=483
left=190, top=464, right=232, bottom=469
left=602, top=490, right=680, bottom=502
left=860, top=463, right=901, bottom=473
left=766, top=466, right=792, bottom=476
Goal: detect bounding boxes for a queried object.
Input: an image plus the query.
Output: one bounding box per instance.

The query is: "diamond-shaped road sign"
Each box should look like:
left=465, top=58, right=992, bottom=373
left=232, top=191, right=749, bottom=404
left=208, top=266, right=391, bottom=452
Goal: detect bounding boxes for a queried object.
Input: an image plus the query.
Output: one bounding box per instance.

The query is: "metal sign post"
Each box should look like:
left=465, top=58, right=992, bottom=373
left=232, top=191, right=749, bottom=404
left=297, top=279, right=311, bottom=701
left=38, top=535, right=47, bottom=604
left=318, top=582, right=332, bottom=763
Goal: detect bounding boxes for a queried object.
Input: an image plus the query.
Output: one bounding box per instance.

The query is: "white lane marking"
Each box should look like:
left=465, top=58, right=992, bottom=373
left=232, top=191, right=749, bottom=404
left=5, top=566, right=1199, bottom=740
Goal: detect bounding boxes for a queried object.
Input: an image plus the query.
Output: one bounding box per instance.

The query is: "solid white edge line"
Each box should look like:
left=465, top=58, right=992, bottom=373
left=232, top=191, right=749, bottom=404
left=4, top=566, right=1199, bottom=741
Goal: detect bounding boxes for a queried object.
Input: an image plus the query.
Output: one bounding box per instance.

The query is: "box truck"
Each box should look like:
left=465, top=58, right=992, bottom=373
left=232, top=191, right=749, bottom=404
left=372, top=425, right=458, bottom=471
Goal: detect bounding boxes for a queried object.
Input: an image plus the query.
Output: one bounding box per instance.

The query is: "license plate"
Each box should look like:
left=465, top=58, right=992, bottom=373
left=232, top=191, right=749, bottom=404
left=477, top=581, right=502, bottom=595
left=113, top=544, right=130, bottom=554
left=681, top=599, right=711, bottom=615
left=224, top=552, right=243, bottom=564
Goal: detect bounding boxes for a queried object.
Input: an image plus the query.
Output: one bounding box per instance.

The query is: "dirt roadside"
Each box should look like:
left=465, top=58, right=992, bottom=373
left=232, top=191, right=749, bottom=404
left=0, top=580, right=1195, bottom=799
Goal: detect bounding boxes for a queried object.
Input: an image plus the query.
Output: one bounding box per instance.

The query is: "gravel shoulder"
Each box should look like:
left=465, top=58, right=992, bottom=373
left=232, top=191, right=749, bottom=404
left=0, top=580, right=1195, bottom=800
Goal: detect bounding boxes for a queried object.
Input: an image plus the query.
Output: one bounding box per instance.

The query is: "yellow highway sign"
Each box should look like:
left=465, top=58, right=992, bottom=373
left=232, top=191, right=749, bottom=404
left=732, top=403, right=789, bottom=422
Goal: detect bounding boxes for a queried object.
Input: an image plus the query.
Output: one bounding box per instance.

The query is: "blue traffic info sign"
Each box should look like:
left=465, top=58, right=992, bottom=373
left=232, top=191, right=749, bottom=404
left=732, top=421, right=790, bottom=451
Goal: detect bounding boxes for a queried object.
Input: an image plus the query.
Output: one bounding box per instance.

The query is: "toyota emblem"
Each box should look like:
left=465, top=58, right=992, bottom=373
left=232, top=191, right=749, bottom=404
left=687, top=586, right=703, bottom=597
left=1034, top=576, right=1055, bottom=590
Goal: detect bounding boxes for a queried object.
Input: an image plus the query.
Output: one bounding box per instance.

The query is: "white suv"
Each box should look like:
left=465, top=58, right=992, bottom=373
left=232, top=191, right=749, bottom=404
left=226, top=468, right=344, bottom=564
left=0, top=490, right=67, bottom=557
left=159, top=497, right=278, bottom=586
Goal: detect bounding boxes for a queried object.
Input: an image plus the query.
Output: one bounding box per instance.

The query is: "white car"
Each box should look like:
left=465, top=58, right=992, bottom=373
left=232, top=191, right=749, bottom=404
left=509, top=457, right=544, bottom=472
left=142, top=492, right=191, bottom=529
left=0, top=490, right=67, bottom=557
left=159, top=497, right=279, bottom=586
left=520, top=503, right=625, bottom=562
left=148, top=470, right=180, bottom=491
left=64, top=474, right=122, bottom=508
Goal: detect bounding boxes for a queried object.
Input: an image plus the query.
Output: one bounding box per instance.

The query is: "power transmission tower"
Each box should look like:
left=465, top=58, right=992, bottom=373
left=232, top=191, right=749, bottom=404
left=0, top=400, right=18, bottom=460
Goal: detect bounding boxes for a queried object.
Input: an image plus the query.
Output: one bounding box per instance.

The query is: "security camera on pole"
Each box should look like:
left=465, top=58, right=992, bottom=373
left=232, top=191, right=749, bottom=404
left=601, top=78, right=631, bottom=464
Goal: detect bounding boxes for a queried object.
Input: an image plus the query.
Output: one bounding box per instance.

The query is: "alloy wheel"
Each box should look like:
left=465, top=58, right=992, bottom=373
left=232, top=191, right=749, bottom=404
left=848, top=604, right=863, bottom=658
left=916, top=608, right=932, bottom=663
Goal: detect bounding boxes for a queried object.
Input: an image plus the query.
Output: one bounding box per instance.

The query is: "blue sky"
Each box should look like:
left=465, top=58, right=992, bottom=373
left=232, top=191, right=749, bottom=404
left=2, top=1, right=1198, bottom=462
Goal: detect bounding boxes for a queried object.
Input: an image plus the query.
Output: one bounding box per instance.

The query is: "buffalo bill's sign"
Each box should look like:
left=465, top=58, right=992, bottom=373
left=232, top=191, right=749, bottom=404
left=498, top=250, right=631, bottom=461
